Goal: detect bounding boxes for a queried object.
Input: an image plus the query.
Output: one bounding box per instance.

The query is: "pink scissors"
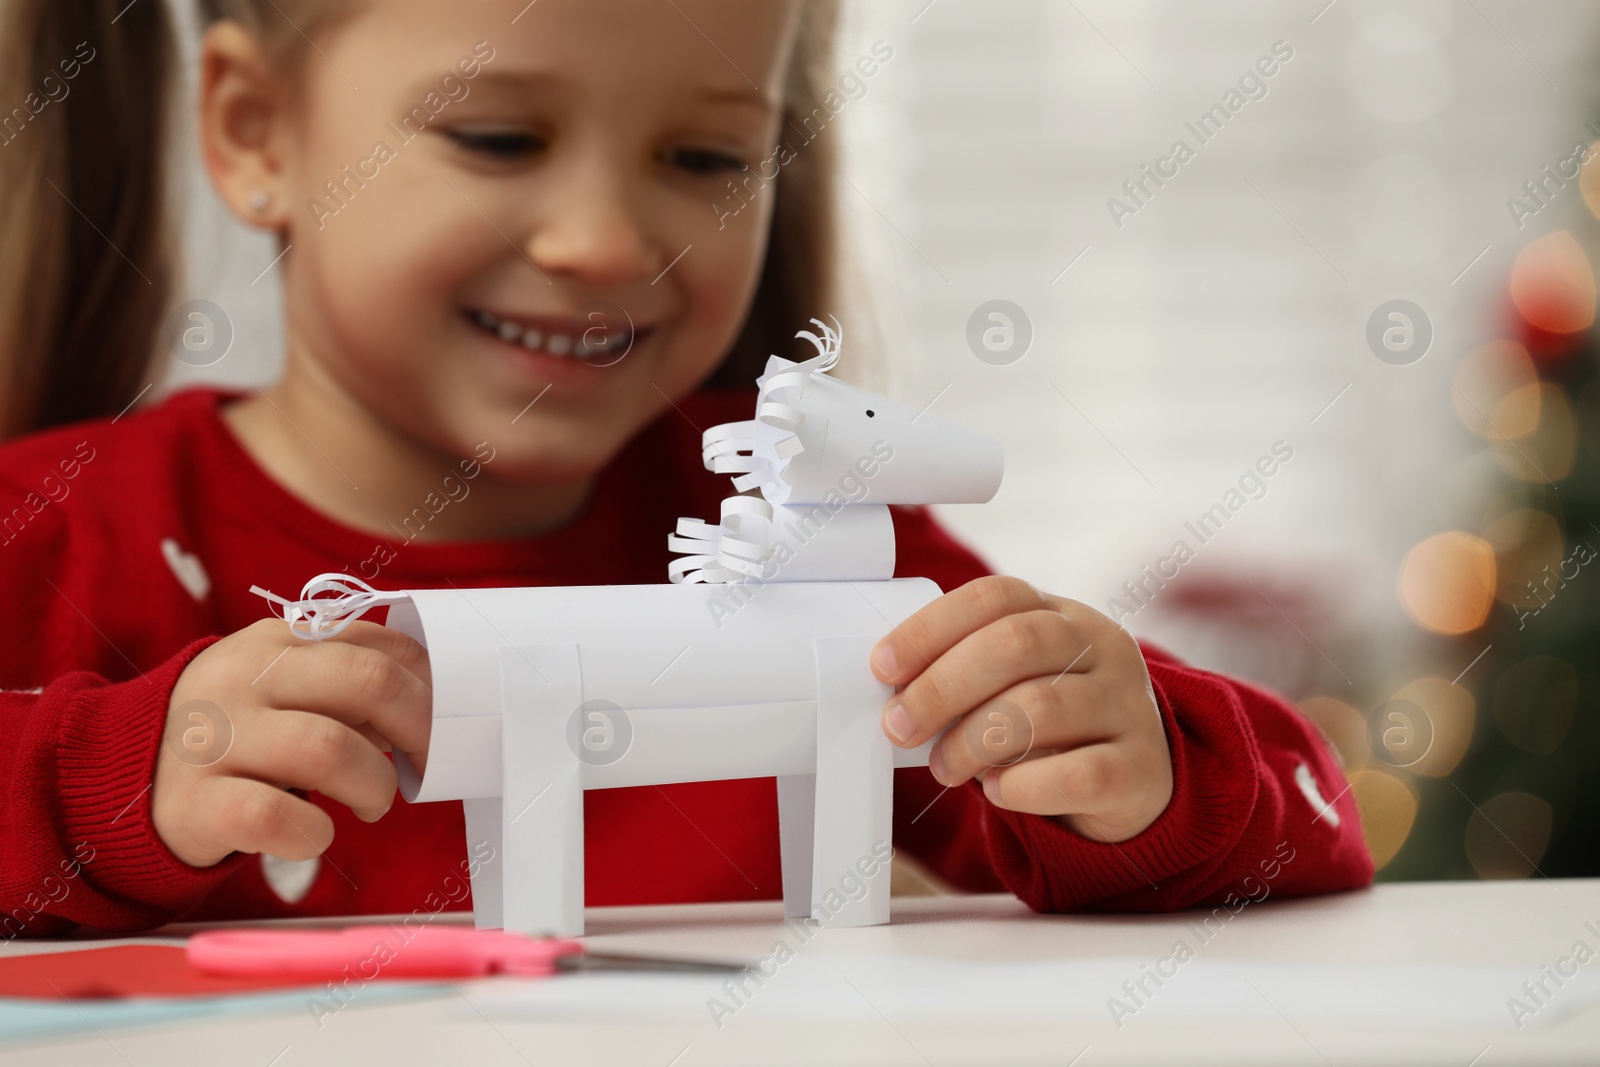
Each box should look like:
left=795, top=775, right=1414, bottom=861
left=188, top=925, right=746, bottom=980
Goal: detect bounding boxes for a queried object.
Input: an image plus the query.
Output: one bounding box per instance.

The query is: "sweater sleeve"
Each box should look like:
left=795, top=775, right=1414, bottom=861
left=0, top=640, right=249, bottom=937
left=886, top=505, right=1374, bottom=910
left=0, top=461, right=247, bottom=936
left=981, top=645, right=1374, bottom=911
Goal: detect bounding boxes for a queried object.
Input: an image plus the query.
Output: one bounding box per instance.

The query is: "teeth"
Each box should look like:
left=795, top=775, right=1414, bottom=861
left=472, top=309, right=629, bottom=359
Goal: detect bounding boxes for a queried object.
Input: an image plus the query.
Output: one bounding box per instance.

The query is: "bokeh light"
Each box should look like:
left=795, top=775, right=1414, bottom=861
left=1580, top=141, right=1600, bottom=221
left=1492, top=656, right=1578, bottom=755
left=1389, top=676, right=1475, bottom=778
left=1482, top=507, right=1565, bottom=607
left=1350, top=768, right=1418, bottom=869
left=1464, top=791, right=1553, bottom=879
left=1509, top=230, right=1596, bottom=336
left=1298, top=696, right=1369, bottom=770
left=1451, top=340, right=1539, bottom=440
left=1492, top=384, right=1575, bottom=484
left=1398, top=531, right=1497, bottom=634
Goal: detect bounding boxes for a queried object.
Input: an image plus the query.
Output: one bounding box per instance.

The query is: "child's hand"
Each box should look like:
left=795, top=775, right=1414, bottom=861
left=872, top=576, right=1173, bottom=843
left=152, top=621, right=432, bottom=868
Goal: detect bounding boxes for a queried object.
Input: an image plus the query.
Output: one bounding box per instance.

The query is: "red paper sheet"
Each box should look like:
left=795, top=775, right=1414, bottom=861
left=0, top=945, right=316, bottom=1000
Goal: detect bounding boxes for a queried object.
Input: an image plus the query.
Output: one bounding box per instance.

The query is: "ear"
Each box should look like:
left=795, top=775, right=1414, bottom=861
left=198, top=21, right=289, bottom=231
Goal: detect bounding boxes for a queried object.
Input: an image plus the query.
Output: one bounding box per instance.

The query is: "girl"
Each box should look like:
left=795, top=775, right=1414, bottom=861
left=0, top=0, right=1371, bottom=935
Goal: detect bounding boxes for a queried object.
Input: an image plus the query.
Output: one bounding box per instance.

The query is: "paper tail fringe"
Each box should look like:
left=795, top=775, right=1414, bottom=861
left=250, top=573, right=410, bottom=641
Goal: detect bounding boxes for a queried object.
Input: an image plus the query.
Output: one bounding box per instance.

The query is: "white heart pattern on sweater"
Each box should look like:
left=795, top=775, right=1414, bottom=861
left=160, top=537, right=211, bottom=601
left=260, top=854, right=321, bottom=904
left=1294, top=762, right=1341, bottom=827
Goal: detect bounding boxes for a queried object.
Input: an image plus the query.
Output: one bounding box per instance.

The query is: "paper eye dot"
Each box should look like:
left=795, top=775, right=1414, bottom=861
left=865, top=409, right=875, bottom=417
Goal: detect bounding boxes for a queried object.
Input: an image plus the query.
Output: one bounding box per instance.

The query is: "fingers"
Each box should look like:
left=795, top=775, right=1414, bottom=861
left=192, top=776, right=335, bottom=863
left=873, top=576, right=1051, bottom=686
left=255, top=639, right=433, bottom=759
left=226, top=709, right=399, bottom=822
left=332, top=622, right=433, bottom=690
left=155, top=621, right=431, bottom=869
left=883, top=607, right=1096, bottom=747
left=980, top=741, right=1124, bottom=818
left=927, top=676, right=1117, bottom=787
left=979, top=743, right=1168, bottom=844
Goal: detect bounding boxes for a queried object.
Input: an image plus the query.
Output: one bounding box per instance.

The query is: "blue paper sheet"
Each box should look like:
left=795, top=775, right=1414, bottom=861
left=0, top=983, right=448, bottom=1045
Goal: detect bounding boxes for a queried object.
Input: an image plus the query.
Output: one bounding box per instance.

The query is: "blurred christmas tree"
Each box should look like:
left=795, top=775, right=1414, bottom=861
left=1385, top=226, right=1600, bottom=881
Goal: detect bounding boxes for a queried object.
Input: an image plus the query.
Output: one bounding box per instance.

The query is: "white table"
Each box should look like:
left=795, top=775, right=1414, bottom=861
left=4, top=880, right=1597, bottom=1065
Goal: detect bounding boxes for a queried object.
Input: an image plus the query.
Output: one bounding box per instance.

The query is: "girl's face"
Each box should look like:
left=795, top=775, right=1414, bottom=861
left=269, top=0, right=800, bottom=481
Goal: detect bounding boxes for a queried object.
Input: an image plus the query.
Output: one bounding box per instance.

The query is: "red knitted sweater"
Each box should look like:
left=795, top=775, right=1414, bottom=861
left=0, top=388, right=1372, bottom=934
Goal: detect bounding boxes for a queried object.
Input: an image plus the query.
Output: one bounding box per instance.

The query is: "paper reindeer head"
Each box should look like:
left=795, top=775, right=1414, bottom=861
left=668, top=318, right=1004, bottom=585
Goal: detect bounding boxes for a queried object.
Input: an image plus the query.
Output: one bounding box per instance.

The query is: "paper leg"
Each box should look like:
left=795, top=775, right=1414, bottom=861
left=499, top=643, right=585, bottom=937
left=776, top=774, right=816, bottom=918
left=462, top=796, right=503, bottom=930
left=811, top=634, right=894, bottom=927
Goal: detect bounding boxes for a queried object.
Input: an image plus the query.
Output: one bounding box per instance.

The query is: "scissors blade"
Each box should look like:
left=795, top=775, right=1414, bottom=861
left=558, top=952, right=749, bottom=975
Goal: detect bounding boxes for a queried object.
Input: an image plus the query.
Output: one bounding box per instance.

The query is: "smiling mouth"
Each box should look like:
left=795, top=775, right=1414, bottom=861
left=465, top=308, right=639, bottom=360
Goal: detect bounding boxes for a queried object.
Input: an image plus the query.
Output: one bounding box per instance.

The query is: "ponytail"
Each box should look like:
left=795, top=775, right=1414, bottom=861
left=0, top=0, right=177, bottom=439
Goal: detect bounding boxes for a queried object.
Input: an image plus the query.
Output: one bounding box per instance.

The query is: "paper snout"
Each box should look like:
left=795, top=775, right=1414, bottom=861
left=758, top=371, right=1004, bottom=507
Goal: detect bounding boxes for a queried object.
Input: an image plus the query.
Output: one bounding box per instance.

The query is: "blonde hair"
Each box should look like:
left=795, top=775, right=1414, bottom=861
left=0, top=0, right=839, bottom=437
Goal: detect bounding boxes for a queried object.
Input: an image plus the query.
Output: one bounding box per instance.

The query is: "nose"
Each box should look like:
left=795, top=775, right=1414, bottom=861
left=526, top=156, right=657, bottom=287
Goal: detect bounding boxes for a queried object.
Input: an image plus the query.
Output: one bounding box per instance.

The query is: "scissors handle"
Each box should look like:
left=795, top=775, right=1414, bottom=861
left=188, top=926, right=581, bottom=979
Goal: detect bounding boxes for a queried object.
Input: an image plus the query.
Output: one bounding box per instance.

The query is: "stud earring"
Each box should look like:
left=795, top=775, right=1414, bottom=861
left=249, top=190, right=270, bottom=215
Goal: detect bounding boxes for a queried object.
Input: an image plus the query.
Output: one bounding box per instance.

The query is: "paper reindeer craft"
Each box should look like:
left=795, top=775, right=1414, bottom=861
left=257, top=319, right=1004, bottom=936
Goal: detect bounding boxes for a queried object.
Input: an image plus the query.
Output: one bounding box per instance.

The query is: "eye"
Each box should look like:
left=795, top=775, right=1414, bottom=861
left=668, top=147, right=747, bottom=175
left=447, top=129, right=544, bottom=159
left=865, top=409, right=875, bottom=417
